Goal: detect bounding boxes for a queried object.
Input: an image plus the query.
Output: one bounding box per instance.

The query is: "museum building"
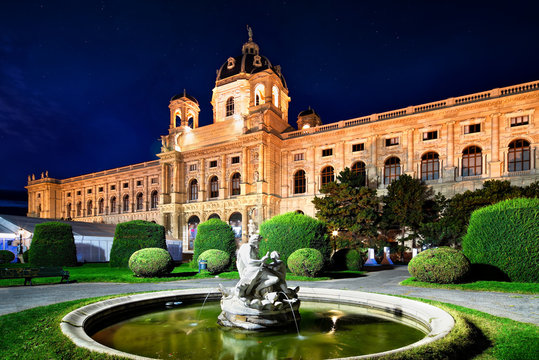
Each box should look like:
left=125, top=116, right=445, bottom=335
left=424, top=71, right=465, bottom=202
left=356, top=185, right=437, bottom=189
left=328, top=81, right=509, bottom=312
left=26, top=33, right=539, bottom=255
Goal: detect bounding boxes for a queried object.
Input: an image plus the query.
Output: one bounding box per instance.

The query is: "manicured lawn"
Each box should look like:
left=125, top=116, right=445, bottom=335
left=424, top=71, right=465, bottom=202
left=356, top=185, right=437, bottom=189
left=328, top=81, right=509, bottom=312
left=0, top=294, right=536, bottom=359
left=401, top=277, right=539, bottom=294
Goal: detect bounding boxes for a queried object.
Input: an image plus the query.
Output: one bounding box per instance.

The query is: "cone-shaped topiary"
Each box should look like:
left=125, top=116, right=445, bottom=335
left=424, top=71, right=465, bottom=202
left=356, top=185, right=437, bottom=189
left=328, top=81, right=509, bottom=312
left=28, top=222, right=77, bottom=266
left=0, top=250, right=15, bottom=264
left=462, top=198, right=539, bottom=282
left=128, top=248, right=174, bottom=277
left=288, top=248, right=324, bottom=277
left=259, top=212, right=329, bottom=270
left=192, top=218, right=236, bottom=269
left=110, top=220, right=167, bottom=268
left=409, top=247, right=471, bottom=283
left=198, top=249, right=230, bottom=274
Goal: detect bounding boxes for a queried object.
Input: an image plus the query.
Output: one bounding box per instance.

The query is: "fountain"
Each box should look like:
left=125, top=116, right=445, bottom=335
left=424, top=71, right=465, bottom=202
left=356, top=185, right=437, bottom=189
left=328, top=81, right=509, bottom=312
left=217, top=234, right=300, bottom=330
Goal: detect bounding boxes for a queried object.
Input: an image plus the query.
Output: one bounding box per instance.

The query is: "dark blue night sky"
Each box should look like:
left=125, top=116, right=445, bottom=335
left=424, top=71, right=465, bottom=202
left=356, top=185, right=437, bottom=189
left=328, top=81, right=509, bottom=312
left=1, top=1, right=538, bottom=193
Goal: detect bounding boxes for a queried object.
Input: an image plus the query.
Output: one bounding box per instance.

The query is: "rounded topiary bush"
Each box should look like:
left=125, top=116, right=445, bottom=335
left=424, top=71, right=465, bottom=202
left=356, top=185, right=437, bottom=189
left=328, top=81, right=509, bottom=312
left=259, top=212, right=329, bottom=269
left=330, top=248, right=364, bottom=271
left=462, top=198, right=539, bottom=283
left=198, top=249, right=230, bottom=274
left=409, top=247, right=471, bottom=283
left=128, top=248, right=174, bottom=277
left=287, top=248, right=324, bottom=277
left=28, top=222, right=77, bottom=266
left=0, top=250, right=15, bottom=264
left=110, top=220, right=167, bottom=268
left=192, top=218, right=236, bottom=269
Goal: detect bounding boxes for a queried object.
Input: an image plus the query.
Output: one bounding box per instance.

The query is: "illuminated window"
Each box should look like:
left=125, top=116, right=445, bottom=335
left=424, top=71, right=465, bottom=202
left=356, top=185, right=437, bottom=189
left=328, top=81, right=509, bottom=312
left=189, top=164, right=197, bottom=171
left=464, top=123, right=481, bottom=134
left=423, top=131, right=438, bottom=141
left=351, top=161, right=367, bottom=186
left=320, top=166, right=335, bottom=187
left=136, top=193, right=143, bottom=210
left=123, top=194, right=129, bottom=212
left=254, top=84, right=264, bottom=106
left=421, top=152, right=440, bottom=180
left=294, top=170, right=306, bottom=194
left=385, top=137, right=399, bottom=147
left=98, top=198, right=104, bottom=214
left=151, top=177, right=158, bottom=184
left=384, top=157, right=401, bottom=184
left=510, top=115, right=529, bottom=127
left=294, top=153, right=304, bottom=161
left=189, top=179, right=198, bottom=201
left=322, top=148, right=333, bottom=157
left=150, top=190, right=158, bottom=209
left=272, top=86, right=279, bottom=108
left=210, top=176, right=219, bottom=198
left=226, top=97, right=234, bottom=117
left=352, top=143, right=364, bottom=152
left=231, top=173, right=241, bottom=196
left=462, top=146, right=482, bottom=176
left=508, top=139, right=530, bottom=172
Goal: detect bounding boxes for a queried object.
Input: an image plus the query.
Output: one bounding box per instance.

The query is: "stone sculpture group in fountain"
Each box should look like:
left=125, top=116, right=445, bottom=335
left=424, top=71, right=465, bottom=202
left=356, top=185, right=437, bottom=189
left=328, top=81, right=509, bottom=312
left=218, top=234, right=300, bottom=331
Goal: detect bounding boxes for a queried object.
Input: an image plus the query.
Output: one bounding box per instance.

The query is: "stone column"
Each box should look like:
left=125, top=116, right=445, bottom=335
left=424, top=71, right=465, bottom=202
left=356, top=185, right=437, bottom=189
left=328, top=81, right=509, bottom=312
left=406, top=128, right=414, bottom=176
left=443, top=121, right=456, bottom=181
left=310, top=146, right=317, bottom=194
left=368, top=135, right=378, bottom=187
left=281, top=150, right=288, bottom=198
left=241, top=147, right=249, bottom=195
left=340, top=141, right=346, bottom=173
left=220, top=154, right=227, bottom=200
left=199, top=159, right=205, bottom=201
left=241, top=205, right=249, bottom=244
left=489, top=113, right=502, bottom=177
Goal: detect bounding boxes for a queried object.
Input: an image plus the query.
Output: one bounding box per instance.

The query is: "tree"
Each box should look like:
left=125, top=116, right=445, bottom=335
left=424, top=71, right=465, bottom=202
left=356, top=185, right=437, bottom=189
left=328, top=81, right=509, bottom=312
left=312, top=168, right=380, bottom=252
left=381, top=174, right=434, bottom=260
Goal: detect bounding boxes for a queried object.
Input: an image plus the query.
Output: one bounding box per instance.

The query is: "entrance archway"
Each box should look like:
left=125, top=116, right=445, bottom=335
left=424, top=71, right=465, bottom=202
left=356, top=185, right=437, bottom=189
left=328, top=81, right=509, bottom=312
left=229, top=212, right=242, bottom=243
left=187, top=215, right=200, bottom=251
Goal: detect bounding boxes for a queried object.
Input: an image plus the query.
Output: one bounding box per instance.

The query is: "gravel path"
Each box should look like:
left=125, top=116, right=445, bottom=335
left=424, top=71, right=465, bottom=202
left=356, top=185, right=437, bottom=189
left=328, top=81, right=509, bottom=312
left=2, top=266, right=537, bottom=324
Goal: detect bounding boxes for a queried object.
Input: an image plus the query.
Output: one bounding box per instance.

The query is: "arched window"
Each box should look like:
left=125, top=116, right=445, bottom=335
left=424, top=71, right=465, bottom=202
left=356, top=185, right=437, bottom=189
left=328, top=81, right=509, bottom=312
left=231, top=173, right=241, bottom=196
left=272, top=85, right=279, bottom=108
left=66, top=203, right=71, bottom=218
left=98, top=198, right=104, bottom=214
left=189, top=179, right=198, bottom=201
left=295, top=210, right=304, bottom=215
left=320, top=166, right=335, bottom=187
left=187, top=215, right=200, bottom=250
left=136, top=192, right=143, bottom=211
left=508, top=139, right=530, bottom=172
left=77, top=202, right=82, bottom=217
left=208, top=213, right=220, bottom=220
left=226, top=97, right=235, bottom=117
left=229, top=212, right=242, bottom=240
left=175, top=112, right=181, bottom=127
left=210, top=176, right=219, bottom=198
left=150, top=190, right=158, bottom=209
left=462, top=146, right=482, bottom=177
left=294, top=170, right=306, bottom=194
left=123, top=194, right=129, bottom=212
left=421, top=152, right=440, bottom=181
left=87, top=200, right=93, bottom=216
left=351, top=161, right=367, bottom=186
left=254, top=84, right=264, bottom=106
left=384, top=157, right=401, bottom=184
left=110, top=196, right=117, bottom=213
left=187, top=116, right=194, bottom=129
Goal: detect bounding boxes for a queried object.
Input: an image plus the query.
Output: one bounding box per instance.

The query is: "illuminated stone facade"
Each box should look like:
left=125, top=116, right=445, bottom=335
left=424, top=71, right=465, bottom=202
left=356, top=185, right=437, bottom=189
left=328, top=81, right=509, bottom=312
left=26, top=34, right=539, bottom=254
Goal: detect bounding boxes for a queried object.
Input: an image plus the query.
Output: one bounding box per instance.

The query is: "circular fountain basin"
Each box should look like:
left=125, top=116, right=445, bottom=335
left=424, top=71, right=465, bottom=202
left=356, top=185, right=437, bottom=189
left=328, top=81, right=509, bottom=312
left=61, top=288, right=454, bottom=360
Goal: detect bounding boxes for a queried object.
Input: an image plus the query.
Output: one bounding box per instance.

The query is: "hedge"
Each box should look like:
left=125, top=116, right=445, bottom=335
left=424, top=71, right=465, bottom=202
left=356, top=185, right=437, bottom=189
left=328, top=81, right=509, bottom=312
left=198, top=249, right=230, bottom=274
left=408, top=247, right=471, bottom=283
left=128, top=248, right=174, bottom=277
left=259, top=212, right=329, bottom=270
left=192, top=218, right=236, bottom=269
left=28, top=222, right=77, bottom=266
left=0, top=250, right=15, bottom=264
left=288, top=248, right=324, bottom=277
left=330, top=248, right=364, bottom=271
left=109, top=220, right=167, bottom=268
left=462, top=198, right=539, bottom=283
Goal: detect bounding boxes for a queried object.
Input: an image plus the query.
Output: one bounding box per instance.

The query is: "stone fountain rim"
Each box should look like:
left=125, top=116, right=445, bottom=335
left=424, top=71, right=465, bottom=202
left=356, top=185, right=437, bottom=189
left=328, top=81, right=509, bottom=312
left=61, top=287, right=455, bottom=360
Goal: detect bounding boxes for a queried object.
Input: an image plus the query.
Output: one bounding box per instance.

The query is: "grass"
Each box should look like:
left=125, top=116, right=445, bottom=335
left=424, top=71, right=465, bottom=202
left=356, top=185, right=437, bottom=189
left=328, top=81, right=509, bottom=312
left=0, top=294, right=537, bottom=360
left=401, top=277, right=539, bottom=294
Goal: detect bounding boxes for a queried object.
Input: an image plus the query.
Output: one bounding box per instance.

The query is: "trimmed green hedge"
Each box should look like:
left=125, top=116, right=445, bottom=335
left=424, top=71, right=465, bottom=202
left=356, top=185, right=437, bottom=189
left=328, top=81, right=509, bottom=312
left=28, top=222, right=77, bottom=266
left=409, top=247, right=471, bottom=284
left=462, top=198, right=539, bottom=283
left=128, top=248, right=174, bottom=277
left=0, top=250, right=15, bottom=264
left=288, top=248, right=324, bottom=277
left=330, top=248, right=364, bottom=270
left=192, top=218, right=236, bottom=269
left=109, top=220, right=167, bottom=268
left=198, top=249, right=230, bottom=274
left=259, top=212, right=329, bottom=269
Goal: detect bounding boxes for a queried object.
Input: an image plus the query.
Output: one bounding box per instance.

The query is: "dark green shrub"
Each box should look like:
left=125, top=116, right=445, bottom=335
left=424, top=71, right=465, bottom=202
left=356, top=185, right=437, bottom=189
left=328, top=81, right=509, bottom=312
left=0, top=250, right=15, bottom=263
left=198, top=249, right=230, bottom=274
left=409, top=247, right=471, bottom=283
left=288, top=248, right=324, bottom=277
left=462, top=198, right=539, bottom=283
left=259, top=212, right=329, bottom=269
left=128, top=248, right=174, bottom=277
left=330, top=248, right=364, bottom=270
left=110, top=220, right=167, bottom=268
left=192, top=218, right=236, bottom=269
left=28, top=222, right=77, bottom=267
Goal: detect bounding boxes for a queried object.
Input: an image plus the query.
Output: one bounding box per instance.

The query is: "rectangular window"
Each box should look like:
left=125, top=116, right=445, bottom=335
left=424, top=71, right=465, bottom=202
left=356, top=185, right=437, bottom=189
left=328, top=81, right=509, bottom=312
left=37, top=193, right=41, bottom=198
left=151, top=178, right=158, bottom=184
left=385, top=137, right=399, bottom=147
left=77, top=191, right=81, bottom=196
left=322, top=148, right=333, bottom=157
left=464, top=123, right=481, bottom=134
left=123, top=182, right=129, bottom=188
left=423, top=131, right=438, bottom=141
left=67, top=192, right=71, bottom=197
left=231, top=156, right=240, bottom=164
left=189, top=164, right=197, bottom=171
left=352, top=143, right=364, bottom=152
left=98, top=187, right=103, bottom=192
left=136, top=180, right=142, bottom=186
left=510, top=115, right=529, bottom=127
left=87, top=189, right=92, bottom=194
left=110, top=185, right=116, bottom=191
left=294, top=153, right=304, bottom=161
left=210, top=160, right=218, bottom=168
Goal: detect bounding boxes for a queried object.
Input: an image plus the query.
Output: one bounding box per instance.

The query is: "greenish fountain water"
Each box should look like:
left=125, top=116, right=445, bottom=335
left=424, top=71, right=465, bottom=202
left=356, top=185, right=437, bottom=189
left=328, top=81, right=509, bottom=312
left=91, top=301, right=425, bottom=360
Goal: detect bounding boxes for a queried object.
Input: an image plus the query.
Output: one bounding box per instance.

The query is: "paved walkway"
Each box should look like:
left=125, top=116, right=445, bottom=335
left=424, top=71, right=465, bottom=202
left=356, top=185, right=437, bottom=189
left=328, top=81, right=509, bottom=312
left=1, top=266, right=537, bottom=324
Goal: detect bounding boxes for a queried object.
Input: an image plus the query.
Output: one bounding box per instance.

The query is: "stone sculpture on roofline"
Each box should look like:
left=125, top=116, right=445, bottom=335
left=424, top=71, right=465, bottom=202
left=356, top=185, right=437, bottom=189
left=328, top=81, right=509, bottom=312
left=218, top=233, right=300, bottom=330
